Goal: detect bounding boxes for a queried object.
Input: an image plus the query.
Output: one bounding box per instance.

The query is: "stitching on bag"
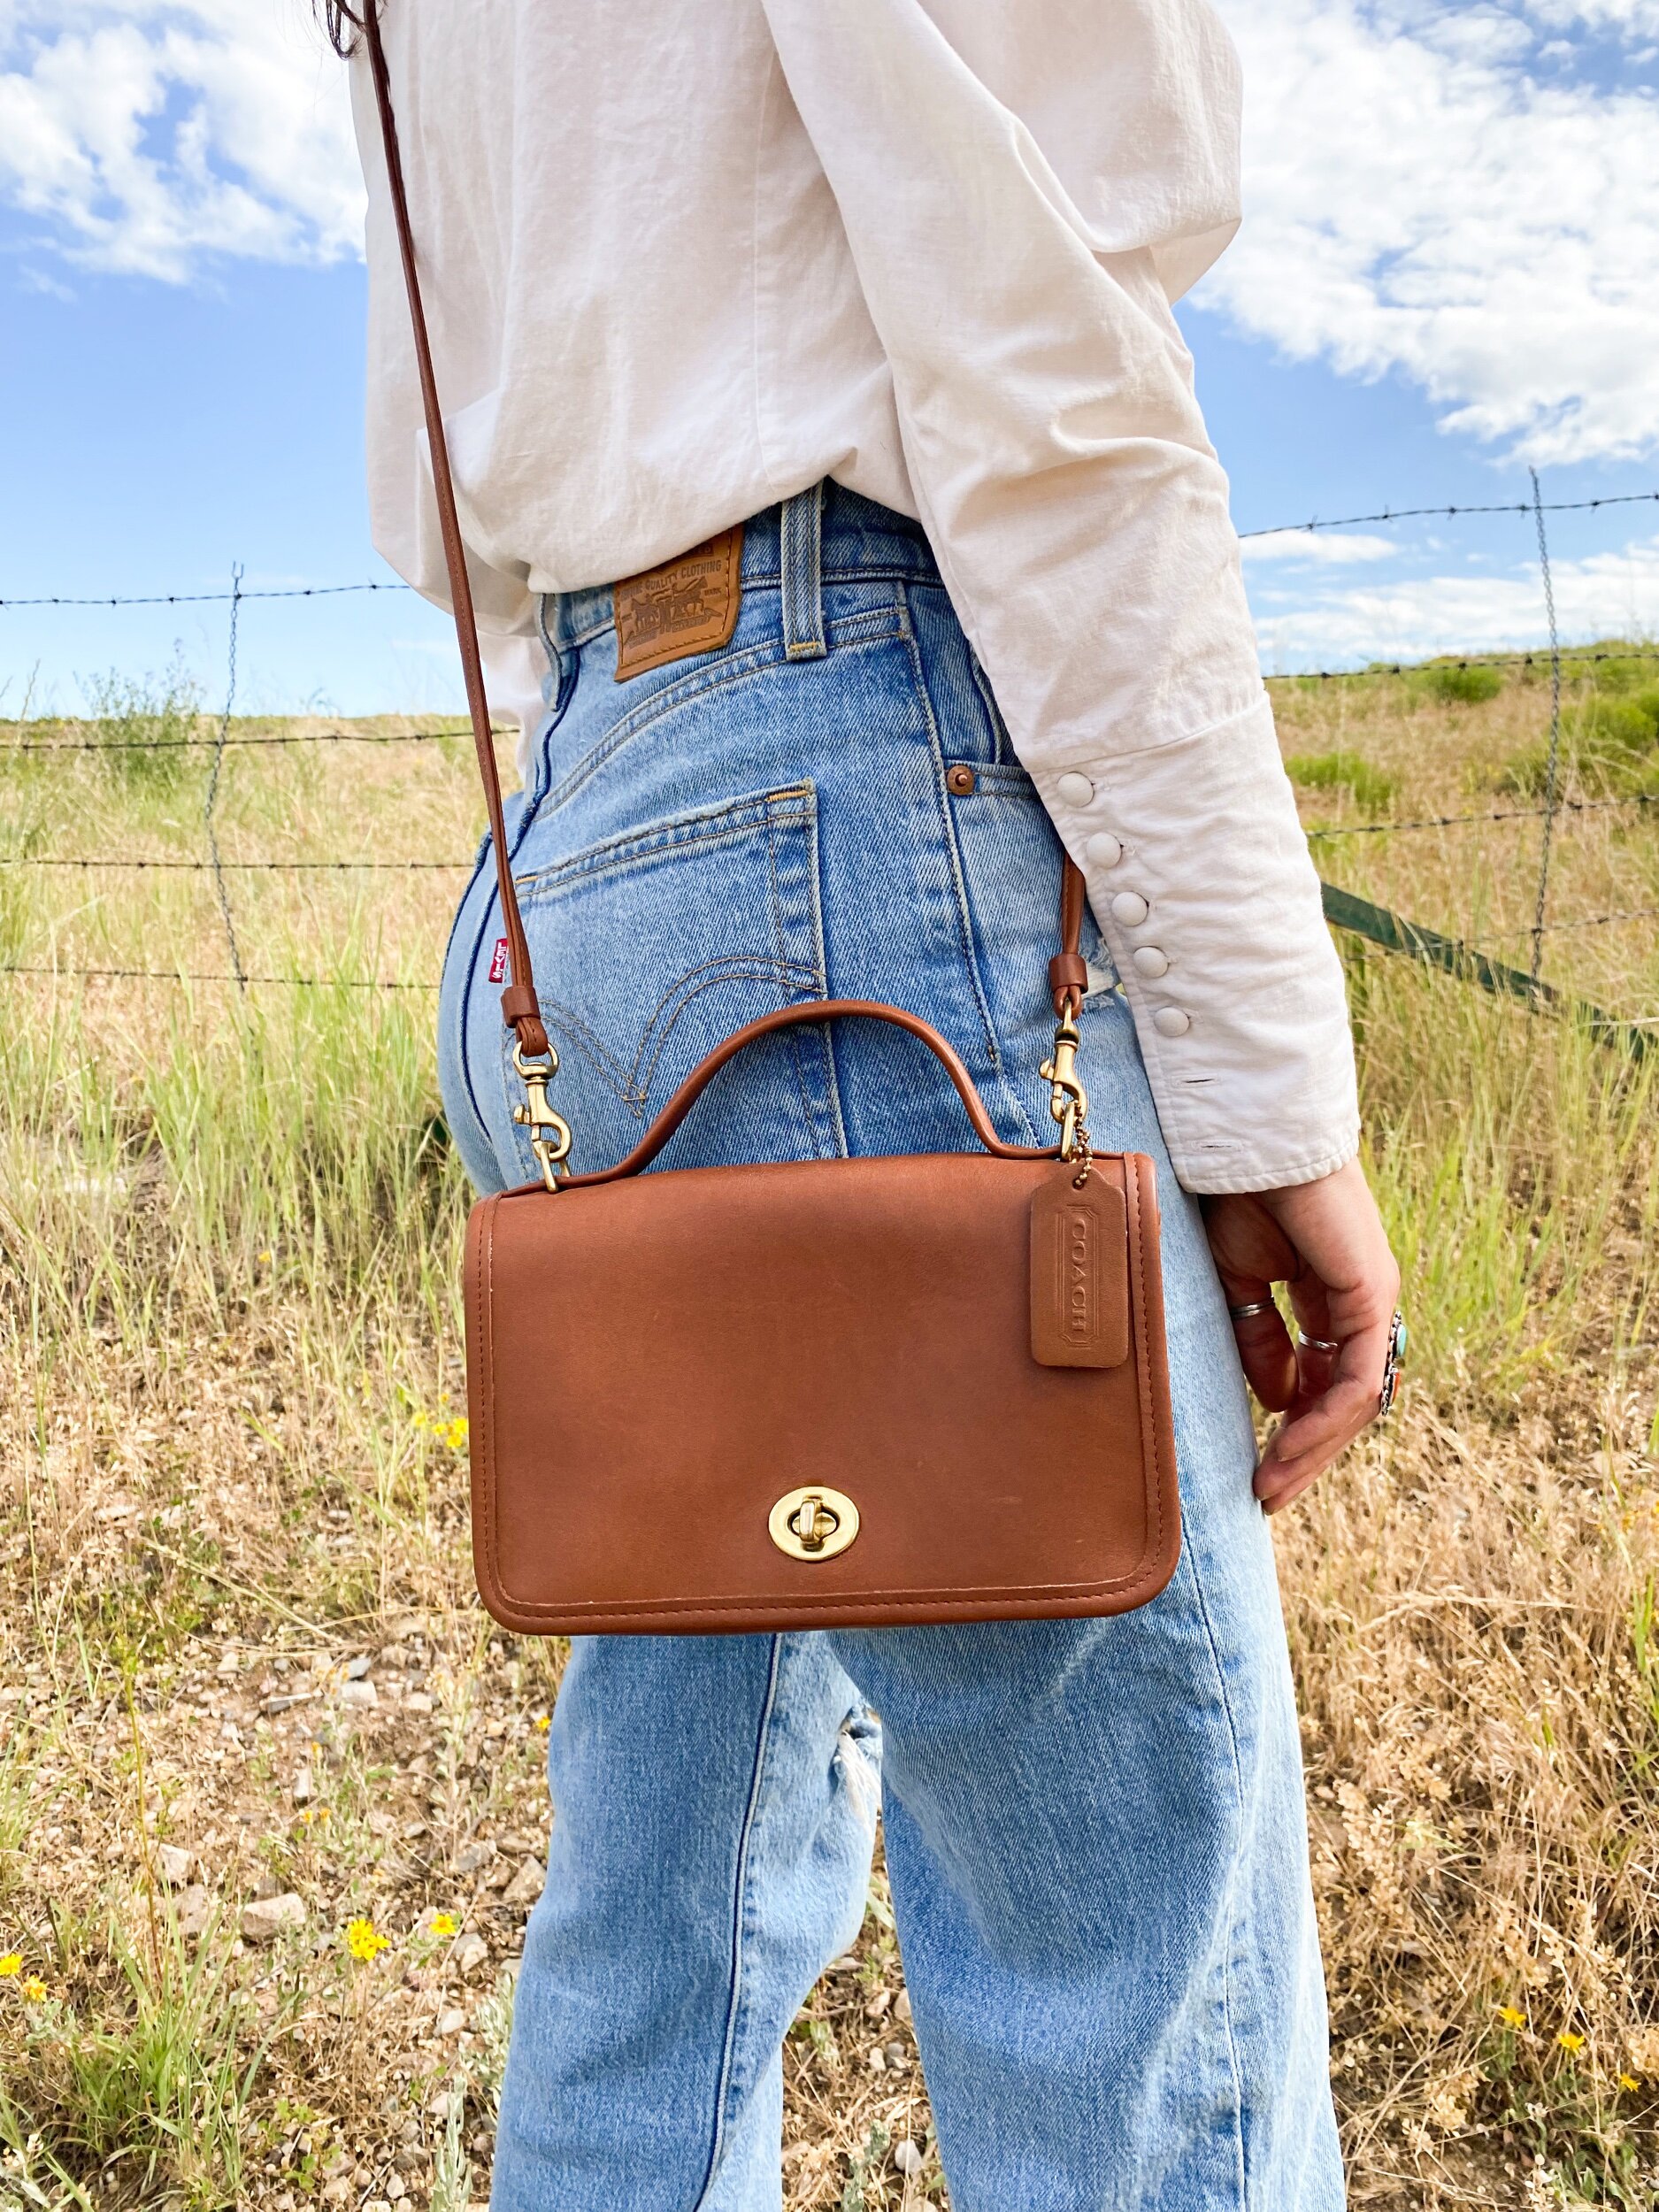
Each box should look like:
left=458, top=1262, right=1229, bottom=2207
left=1125, top=1156, right=1170, bottom=1579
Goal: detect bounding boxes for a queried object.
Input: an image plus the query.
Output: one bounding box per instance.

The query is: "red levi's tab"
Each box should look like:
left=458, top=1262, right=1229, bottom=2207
left=488, top=938, right=510, bottom=985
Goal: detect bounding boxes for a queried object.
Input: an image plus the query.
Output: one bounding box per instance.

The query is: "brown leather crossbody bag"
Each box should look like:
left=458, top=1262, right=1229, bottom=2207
left=365, top=13, right=1180, bottom=1635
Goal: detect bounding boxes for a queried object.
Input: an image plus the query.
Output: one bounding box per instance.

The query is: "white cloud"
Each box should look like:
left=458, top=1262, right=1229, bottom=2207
left=1249, top=529, right=1659, bottom=666
left=1527, top=0, right=1659, bottom=30
left=1198, top=0, right=1659, bottom=463
left=1240, top=530, right=1401, bottom=565
left=0, top=1, right=360, bottom=280
left=1, top=0, right=1655, bottom=485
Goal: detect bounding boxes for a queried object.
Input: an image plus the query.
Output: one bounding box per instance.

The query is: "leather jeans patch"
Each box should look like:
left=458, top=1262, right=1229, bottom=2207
left=613, top=526, right=743, bottom=680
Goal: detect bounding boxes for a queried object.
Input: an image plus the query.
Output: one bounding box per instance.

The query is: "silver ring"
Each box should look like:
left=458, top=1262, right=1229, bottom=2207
left=1228, top=1300, right=1276, bottom=1322
left=1295, top=1329, right=1340, bottom=1354
left=1377, top=1309, right=1408, bottom=1417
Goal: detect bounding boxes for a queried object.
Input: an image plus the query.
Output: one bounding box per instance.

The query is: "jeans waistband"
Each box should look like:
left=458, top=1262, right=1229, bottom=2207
left=539, top=481, right=938, bottom=656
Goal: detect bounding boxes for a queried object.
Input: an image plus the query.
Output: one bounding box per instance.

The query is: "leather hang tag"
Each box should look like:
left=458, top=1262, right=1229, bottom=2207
left=614, top=527, right=743, bottom=680
left=1030, top=1170, right=1131, bottom=1369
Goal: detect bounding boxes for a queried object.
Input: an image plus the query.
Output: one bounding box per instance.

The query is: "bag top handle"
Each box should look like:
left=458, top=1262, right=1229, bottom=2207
left=360, top=4, right=1091, bottom=1126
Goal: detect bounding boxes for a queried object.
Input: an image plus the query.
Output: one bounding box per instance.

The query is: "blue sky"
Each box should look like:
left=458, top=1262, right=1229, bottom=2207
left=3, top=0, right=1657, bottom=720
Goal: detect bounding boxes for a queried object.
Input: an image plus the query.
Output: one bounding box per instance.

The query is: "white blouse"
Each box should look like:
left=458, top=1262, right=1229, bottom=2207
left=349, top=0, right=1360, bottom=1195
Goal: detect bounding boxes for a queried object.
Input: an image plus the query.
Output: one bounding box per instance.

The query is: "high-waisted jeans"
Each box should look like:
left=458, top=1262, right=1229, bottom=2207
left=437, top=483, right=1344, bottom=2211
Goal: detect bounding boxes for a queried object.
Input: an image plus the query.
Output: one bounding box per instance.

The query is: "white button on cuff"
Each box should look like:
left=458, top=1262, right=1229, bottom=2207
left=1056, top=771, right=1094, bottom=807
left=1110, top=892, right=1149, bottom=926
left=1152, top=1007, right=1191, bottom=1037
left=1132, top=946, right=1169, bottom=979
left=1085, top=832, right=1122, bottom=868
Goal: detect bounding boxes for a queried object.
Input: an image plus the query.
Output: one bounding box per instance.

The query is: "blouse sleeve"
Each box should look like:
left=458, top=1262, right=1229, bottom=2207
left=758, top=0, right=1360, bottom=1194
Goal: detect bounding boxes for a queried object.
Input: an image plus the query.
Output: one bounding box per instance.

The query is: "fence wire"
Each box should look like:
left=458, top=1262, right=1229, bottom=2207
left=6, top=789, right=1652, bottom=871
left=1238, top=487, right=1659, bottom=539
left=3, top=480, right=1655, bottom=1033
left=4, top=486, right=1654, bottom=597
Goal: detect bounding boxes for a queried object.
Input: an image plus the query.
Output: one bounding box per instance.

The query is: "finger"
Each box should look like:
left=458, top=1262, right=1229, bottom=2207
left=1255, top=1377, right=1384, bottom=1507
left=1282, top=1279, right=1342, bottom=1400
left=1259, top=1314, right=1391, bottom=1463
left=1289, top=1329, right=1339, bottom=1406
left=1259, top=1372, right=1380, bottom=1476
left=1230, top=1303, right=1298, bottom=1414
left=1213, top=1249, right=1298, bottom=1413
left=1255, top=1325, right=1391, bottom=1503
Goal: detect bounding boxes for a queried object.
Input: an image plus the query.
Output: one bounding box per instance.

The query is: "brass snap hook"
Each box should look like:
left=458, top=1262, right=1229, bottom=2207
left=1040, top=995, right=1090, bottom=1166
left=511, top=1041, right=573, bottom=1192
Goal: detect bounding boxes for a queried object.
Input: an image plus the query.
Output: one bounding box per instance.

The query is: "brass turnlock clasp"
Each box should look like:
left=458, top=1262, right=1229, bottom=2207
left=511, top=1041, right=573, bottom=1192
left=768, top=1486, right=860, bottom=1563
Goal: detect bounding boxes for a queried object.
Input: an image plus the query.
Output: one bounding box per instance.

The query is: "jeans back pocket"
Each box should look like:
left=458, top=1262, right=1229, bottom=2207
left=492, top=786, right=841, bottom=1181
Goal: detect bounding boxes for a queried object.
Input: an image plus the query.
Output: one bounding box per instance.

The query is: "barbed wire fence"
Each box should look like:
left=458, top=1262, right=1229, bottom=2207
left=2, top=479, right=1655, bottom=1054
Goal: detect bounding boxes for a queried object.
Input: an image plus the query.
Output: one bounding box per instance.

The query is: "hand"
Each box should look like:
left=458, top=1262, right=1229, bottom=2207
left=1201, top=1157, right=1401, bottom=1515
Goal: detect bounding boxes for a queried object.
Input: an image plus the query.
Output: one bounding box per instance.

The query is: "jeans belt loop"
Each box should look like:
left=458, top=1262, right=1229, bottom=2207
left=780, top=480, right=827, bottom=662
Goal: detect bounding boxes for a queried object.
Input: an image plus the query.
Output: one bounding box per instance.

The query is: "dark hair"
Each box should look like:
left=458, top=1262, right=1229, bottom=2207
left=319, top=2, right=373, bottom=58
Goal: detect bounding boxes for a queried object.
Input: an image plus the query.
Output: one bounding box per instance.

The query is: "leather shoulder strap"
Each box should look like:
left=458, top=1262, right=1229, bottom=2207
left=364, top=6, right=548, bottom=1056
left=360, top=4, right=1087, bottom=1045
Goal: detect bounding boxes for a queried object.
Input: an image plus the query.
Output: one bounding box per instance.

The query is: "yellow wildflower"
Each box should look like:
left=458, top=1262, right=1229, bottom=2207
left=0, top=1955, right=19, bottom=1978
left=1619, top=2073, right=1641, bottom=2092
left=533, top=1712, right=551, bottom=1733
left=1556, top=2031, right=1586, bottom=2053
left=442, top=1417, right=470, bottom=1452
left=429, top=1912, right=457, bottom=1938
left=345, top=1917, right=388, bottom=1963
left=22, top=1978, right=46, bottom=2002
left=1497, top=2005, right=1526, bottom=2030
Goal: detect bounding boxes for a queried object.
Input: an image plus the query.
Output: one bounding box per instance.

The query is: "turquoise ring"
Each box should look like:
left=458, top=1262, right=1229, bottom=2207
left=1377, top=1309, right=1408, bottom=1417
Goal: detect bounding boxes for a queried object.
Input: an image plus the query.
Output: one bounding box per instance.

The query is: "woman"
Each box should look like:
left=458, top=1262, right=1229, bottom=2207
left=337, top=4, right=1400, bottom=2203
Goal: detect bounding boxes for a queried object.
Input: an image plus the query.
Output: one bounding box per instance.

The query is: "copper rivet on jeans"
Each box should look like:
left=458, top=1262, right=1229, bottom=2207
left=946, top=764, right=977, bottom=796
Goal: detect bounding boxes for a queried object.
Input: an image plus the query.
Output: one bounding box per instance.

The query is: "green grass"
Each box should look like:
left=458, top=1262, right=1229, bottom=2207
left=1285, top=748, right=1402, bottom=817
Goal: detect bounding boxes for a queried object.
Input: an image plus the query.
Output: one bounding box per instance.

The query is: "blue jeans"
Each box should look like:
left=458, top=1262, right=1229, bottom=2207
left=438, top=484, right=1343, bottom=2211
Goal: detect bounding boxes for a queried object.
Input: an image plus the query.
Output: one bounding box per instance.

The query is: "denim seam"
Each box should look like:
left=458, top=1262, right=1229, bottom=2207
left=456, top=680, right=573, bottom=1159
left=763, top=794, right=822, bottom=1141
left=898, top=584, right=1013, bottom=1106
left=514, top=793, right=814, bottom=900
left=802, top=797, right=849, bottom=1159
left=694, top=1633, right=787, bottom=2211
left=1186, top=1548, right=1255, bottom=2211
left=537, top=616, right=901, bottom=817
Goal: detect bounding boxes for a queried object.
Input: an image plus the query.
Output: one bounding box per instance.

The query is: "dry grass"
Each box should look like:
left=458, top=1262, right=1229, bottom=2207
left=0, top=657, right=1655, bottom=2208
